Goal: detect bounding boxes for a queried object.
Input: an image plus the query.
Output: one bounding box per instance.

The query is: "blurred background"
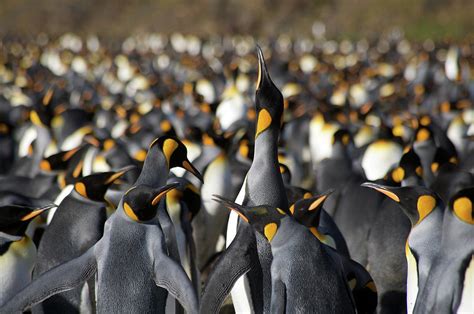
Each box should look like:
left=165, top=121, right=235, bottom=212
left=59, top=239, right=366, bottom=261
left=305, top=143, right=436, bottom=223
left=1, top=0, right=474, bottom=41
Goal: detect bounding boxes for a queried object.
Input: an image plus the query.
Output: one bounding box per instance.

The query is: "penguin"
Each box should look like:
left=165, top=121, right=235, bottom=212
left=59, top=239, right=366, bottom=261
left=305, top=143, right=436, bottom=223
left=223, top=46, right=289, bottom=313
left=362, top=182, right=444, bottom=314
left=0, top=204, right=56, bottom=305
left=290, top=192, right=377, bottom=312
left=290, top=191, right=350, bottom=258
left=0, top=183, right=198, bottom=313
left=413, top=187, right=474, bottom=313
left=32, top=166, right=134, bottom=313
left=412, top=126, right=437, bottom=186
left=133, top=135, right=203, bottom=313
left=216, top=196, right=356, bottom=313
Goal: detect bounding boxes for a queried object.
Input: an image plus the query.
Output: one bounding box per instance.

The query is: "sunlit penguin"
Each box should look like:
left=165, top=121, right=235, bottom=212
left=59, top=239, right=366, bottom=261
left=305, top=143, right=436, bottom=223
left=217, top=197, right=356, bottom=313
left=0, top=204, right=55, bottom=305
left=33, top=167, right=133, bottom=313
left=0, top=184, right=198, bottom=314
left=414, top=187, right=474, bottom=313
left=362, top=182, right=444, bottom=314
left=222, top=46, right=289, bottom=313
left=290, top=191, right=350, bottom=258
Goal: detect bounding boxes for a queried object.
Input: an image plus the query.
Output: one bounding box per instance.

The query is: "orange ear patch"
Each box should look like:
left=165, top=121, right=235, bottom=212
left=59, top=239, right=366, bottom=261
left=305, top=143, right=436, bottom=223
left=255, top=109, right=272, bottom=138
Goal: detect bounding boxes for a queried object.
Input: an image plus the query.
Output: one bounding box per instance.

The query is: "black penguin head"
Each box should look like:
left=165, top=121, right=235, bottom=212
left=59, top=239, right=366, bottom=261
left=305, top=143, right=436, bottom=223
left=361, top=182, right=441, bottom=226
left=213, top=195, right=286, bottom=242
left=255, top=46, right=284, bottom=139
left=122, top=183, right=179, bottom=222
left=149, top=136, right=203, bottom=182
left=390, top=148, right=424, bottom=185
left=290, top=190, right=333, bottom=227
left=431, top=147, right=458, bottom=174
left=449, top=187, right=474, bottom=225
left=0, top=204, right=56, bottom=237
left=74, top=165, right=135, bottom=202
left=40, top=145, right=87, bottom=172
left=167, top=180, right=201, bottom=222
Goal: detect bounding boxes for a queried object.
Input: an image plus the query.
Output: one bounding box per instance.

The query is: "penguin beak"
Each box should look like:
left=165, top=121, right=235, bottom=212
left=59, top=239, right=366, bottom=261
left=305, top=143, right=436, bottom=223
left=361, top=182, right=400, bottom=202
left=84, top=136, right=101, bottom=148
left=212, top=195, right=249, bottom=223
left=256, top=45, right=269, bottom=91
left=21, top=204, right=57, bottom=221
left=182, top=160, right=204, bottom=183
left=308, top=189, right=334, bottom=211
left=151, top=183, right=180, bottom=206
left=104, top=165, right=136, bottom=185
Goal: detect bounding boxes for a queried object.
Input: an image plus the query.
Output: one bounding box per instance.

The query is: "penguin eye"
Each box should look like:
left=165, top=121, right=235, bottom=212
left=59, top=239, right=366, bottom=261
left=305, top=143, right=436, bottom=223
left=255, top=109, right=272, bottom=138
left=416, top=195, right=436, bottom=224
left=452, top=197, right=473, bottom=224
left=391, top=167, right=405, bottom=183
left=263, top=223, right=278, bottom=242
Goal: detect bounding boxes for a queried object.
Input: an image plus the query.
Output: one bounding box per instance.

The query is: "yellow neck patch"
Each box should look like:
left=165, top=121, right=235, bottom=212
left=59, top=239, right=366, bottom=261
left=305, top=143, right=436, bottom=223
left=75, top=182, right=88, bottom=198
left=264, top=223, right=278, bottom=242
left=453, top=197, right=474, bottom=224
left=163, top=139, right=179, bottom=166
left=255, top=109, right=272, bottom=139
left=416, top=128, right=430, bottom=142
left=416, top=195, right=436, bottom=224
left=392, top=167, right=405, bottom=183
left=124, top=202, right=140, bottom=222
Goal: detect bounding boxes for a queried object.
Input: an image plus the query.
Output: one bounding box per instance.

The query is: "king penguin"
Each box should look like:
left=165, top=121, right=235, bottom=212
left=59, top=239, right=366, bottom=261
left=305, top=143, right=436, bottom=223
left=0, top=204, right=55, bottom=305
left=0, top=183, right=198, bottom=314
left=216, top=196, right=356, bottom=313
left=32, top=166, right=134, bottom=313
left=202, top=46, right=289, bottom=314
left=413, top=187, right=474, bottom=313
left=362, top=182, right=444, bottom=314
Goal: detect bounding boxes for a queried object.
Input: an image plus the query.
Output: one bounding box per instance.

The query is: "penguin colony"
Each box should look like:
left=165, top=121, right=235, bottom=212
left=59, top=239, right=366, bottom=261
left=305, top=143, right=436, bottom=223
left=0, top=33, right=473, bottom=314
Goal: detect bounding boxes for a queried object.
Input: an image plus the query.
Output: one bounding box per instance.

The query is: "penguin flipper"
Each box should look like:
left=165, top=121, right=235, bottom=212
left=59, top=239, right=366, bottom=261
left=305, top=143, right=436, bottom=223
left=200, top=226, right=257, bottom=314
left=0, top=248, right=97, bottom=313
left=270, top=279, right=286, bottom=314
left=153, top=252, right=199, bottom=314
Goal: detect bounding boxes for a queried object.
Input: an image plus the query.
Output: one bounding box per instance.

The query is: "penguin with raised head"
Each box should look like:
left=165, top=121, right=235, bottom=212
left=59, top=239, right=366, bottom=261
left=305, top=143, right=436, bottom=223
left=223, top=46, right=289, bottom=313
left=32, top=166, right=134, bottom=313
left=414, top=187, right=474, bottom=313
left=0, top=183, right=198, bottom=314
left=0, top=204, right=55, bottom=305
left=362, top=182, right=444, bottom=314
left=216, top=196, right=356, bottom=313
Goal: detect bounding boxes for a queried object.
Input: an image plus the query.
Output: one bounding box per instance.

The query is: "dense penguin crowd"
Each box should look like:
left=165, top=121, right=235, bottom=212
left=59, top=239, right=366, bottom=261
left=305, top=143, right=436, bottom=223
left=0, top=33, right=473, bottom=313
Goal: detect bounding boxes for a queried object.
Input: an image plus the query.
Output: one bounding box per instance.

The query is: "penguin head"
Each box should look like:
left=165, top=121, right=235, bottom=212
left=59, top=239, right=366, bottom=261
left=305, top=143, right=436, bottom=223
left=449, top=187, right=474, bottom=225
left=149, top=136, right=203, bottom=182
left=331, top=129, right=353, bottom=157
left=74, top=165, right=135, bottom=202
left=255, top=46, right=284, bottom=139
left=40, top=144, right=87, bottom=172
left=431, top=147, right=458, bottom=174
left=0, top=204, right=56, bottom=237
left=122, top=183, right=179, bottom=222
left=361, top=182, right=441, bottom=226
left=213, top=195, right=286, bottom=242
left=290, top=190, right=333, bottom=227
left=390, top=148, right=424, bottom=186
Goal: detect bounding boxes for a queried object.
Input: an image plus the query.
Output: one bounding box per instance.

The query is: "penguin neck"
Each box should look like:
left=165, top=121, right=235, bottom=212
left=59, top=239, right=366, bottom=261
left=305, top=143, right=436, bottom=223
left=136, top=149, right=169, bottom=188
left=253, top=128, right=280, bottom=164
